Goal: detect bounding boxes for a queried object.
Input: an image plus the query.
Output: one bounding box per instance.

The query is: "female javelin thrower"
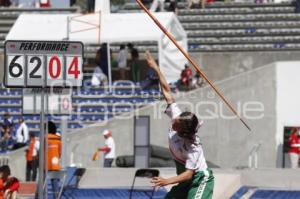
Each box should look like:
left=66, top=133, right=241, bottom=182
left=146, top=51, right=214, bottom=199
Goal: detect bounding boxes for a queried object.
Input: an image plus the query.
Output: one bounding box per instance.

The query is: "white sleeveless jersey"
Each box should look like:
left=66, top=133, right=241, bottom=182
left=165, top=103, right=208, bottom=172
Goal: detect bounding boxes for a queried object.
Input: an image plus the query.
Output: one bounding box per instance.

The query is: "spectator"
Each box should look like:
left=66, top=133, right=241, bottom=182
left=47, top=121, right=61, bottom=171
left=98, top=43, right=111, bottom=78
left=188, top=0, right=200, bottom=8
left=98, top=130, right=116, bottom=168
left=25, top=132, right=39, bottom=182
left=87, top=0, right=95, bottom=13
left=167, top=0, right=178, bottom=14
left=13, top=118, right=29, bottom=150
left=293, top=0, right=300, bottom=13
left=188, top=0, right=209, bottom=9
left=2, top=113, right=14, bottom=132
left=127, top=43, right=140, bottom=82
left=91, top=67, right=108, bottom=87
left=141, top=68, right=159, bottom=90
left=288, top=128, right=300, bottom=168
left=117, top=44, right=128, bottom=80
left=0, top=165, right=19, bottom=199
left=178, top=64, right=193, bottom=90
left=71, top=0, right=76, bottom=6
left=0, top=0, right=10, bottom=6
left=91, top=49, right=108, bottom=87
left=191, top=73, right=205, bottom=89
left=150, top=0, right=165, bottom=12
left=0, top=127, right=15, bottom=152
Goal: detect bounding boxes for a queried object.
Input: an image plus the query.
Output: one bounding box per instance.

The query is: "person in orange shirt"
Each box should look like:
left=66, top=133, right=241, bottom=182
left=26, top=132, right=39, bottom=182
left=47, top=121, right=61, bottom=171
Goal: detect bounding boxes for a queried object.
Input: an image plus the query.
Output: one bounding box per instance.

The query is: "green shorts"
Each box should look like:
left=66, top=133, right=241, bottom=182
left=164, top=169, right=214, bottom=199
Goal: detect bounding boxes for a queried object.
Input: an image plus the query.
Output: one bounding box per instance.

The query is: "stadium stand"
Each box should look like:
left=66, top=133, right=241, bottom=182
left=230, top=186, right=300, bottom=199
left=0, top=2, right=299, bottom=60
left=0, top=84, right=161, bottom=134
left=116, top=1, right=300, bottom=52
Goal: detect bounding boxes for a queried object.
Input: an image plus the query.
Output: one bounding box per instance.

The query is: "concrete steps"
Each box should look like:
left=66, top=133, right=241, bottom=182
left=117, top=1, right=300, bottom=52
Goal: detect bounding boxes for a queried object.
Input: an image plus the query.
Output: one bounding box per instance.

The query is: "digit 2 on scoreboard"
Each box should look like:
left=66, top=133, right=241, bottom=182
left=66, top=56, right=82, bottom=87
left=27, top=55, right=44, bottom=86
left=5, top=55, right=25, bottom=87
left=46, top=55, right=64, bottom=87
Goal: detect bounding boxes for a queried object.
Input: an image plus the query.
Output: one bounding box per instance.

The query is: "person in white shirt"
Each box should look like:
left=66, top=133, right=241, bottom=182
left=150, top=0, right=165, bottom=12
left=14, top=118, right=29, bottom=149
left=145, top=51, right=214, bottom=199
left=117, top=44, right=128, bottom=80
left=98, top=130, right=116, bottom=167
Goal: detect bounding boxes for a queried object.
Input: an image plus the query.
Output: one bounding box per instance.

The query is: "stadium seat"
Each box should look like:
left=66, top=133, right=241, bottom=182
left=129, top=169, right=160, bottom=199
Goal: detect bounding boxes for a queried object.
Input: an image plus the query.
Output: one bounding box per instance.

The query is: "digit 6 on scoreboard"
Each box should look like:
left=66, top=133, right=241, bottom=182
left=66, top=56, right=83, bottom=87
left=5, top=55, right=25, bottom=87
left=47, top=55, right=64, bottom=86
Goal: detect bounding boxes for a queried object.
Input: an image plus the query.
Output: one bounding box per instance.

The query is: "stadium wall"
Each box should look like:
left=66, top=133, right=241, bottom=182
left=276, top=62, right=300, bottom=167
left=191, top=51, right=300, bottom=82
left=65, top=62, right=278, bottom=168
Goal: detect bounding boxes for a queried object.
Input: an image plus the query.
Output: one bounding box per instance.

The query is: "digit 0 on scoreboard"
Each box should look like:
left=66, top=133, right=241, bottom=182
left=46, top=55, right=64, bottom=86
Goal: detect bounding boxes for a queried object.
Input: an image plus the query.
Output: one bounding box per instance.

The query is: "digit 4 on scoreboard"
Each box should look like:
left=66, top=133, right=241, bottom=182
left=66, top=56, right=83, bottom=87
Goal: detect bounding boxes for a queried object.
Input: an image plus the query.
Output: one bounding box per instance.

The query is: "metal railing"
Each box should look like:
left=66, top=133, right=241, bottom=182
left=248, top=142, right=262, bottom=169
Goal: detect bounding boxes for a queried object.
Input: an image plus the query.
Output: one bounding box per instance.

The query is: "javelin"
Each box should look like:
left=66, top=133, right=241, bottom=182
left=136, top=0, right=251, bottom=131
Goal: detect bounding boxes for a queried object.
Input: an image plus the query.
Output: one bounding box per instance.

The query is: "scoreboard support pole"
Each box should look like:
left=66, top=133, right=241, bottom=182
left=38, top=88, right=46, bottom=199
left=107, top=43, right=112, bottom=92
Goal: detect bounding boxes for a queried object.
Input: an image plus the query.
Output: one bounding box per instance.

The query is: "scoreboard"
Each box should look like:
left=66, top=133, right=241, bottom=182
left=4, top=40, right=84, bottom=88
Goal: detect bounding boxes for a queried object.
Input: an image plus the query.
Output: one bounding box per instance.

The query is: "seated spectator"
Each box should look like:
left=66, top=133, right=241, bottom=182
left=141, top=68, right=159, bottom=90
left=91, top=67, right=108, bottom=87
left=178, top=64, right=193, bottom=90
left=1, top=113, right=14, bottom=133
left=13, top=118, right=29, bottom=150
left=0, top=165, right=19, bottom=199
left=191, top=73, right=205, bottom=89
left=0, top=127, right=15, bottom=152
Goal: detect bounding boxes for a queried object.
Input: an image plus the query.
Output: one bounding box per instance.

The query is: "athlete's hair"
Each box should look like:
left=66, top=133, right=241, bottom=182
left=48, top=121, right=57, bottom=134
left=177, top=112, right=199, bottom=139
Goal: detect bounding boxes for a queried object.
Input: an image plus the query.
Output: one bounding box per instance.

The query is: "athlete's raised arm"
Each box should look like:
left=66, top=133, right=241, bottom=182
left=145, top=51, right=174, bottom=104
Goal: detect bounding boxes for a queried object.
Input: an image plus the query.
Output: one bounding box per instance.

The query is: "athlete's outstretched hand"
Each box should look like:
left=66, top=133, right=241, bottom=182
left=145, top=51, right=159, bottom=71
left=151, top=176, right=169, bottom=187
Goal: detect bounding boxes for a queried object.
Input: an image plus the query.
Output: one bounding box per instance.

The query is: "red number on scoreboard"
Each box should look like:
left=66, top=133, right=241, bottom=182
left=68, top=56, right=80, bottom=79
left=49, top=56, right=62, bottom=79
